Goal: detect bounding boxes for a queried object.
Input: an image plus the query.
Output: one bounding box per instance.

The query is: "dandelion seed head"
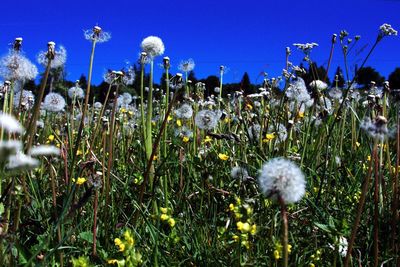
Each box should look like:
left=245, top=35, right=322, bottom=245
left=30, top=145, right=60, bottom=157
left=268, top=123, right=288, bottom=144
left=68, top=85, right=84, bottom=99
left=231, top=166, right=249, bottom=180
left=6, top=151, right=39, bottom=171
left=248, top=124, right=261, bottom=141
left=328, top=87, right=343, bottom=100
left=0, top=51, right=38, bottom=81
left=43, top=92, right=66, bottom=112
left=0, top=140, right=22, bottom=161
left=178, top=58, right=195, bottom=72
left=141, top=36, right=165, bottom=58
left=379, top=23, right=398, bottom=37
left=0, top=112, right=24, bottom=134
left=195, top=109, right=221, bottom=130
left=37, top=45, right=67, bottom=69
left=14, top=90, right=34, bottom=110
left=309, top=80, right=328, bottom=91
left=258, top=157, right=306, bottom=204
left=84, top=26, right=111, bottom=43
left=174, top=103, right=193, bottom=119
left=361, top=116, right=389, bottom=141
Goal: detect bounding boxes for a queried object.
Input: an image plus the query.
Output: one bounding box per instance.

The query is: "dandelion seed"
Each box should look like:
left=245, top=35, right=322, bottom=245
left=195, top=109, right=222, bottom=130
left=0, top=112, right=24, bottom=134
left=140, top=36, right=165, bottom=58
left=258, top=157, right=306, bottom=204
left=43, top=92, right=66, bottom=112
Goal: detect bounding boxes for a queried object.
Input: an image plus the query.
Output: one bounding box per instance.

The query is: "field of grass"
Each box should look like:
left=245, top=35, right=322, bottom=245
left=0, top=24, right=398, bottom=266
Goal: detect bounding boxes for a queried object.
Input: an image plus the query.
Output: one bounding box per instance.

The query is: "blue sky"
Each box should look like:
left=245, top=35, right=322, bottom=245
left=0, top=0, right=399, bottom=85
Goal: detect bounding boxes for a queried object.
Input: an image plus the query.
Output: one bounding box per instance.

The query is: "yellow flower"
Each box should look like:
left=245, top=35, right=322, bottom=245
left=203, top=136, right=212, bottom=143
left=124, top=230, right=135, bottom=246
left=72, top=177, right=86, bottom=185
left=287, top=244, right=292, bottom=253
left=241, top=240, right=250, bottom=249
left=356, top=141, right=360, bottom=147
left=182, top=136, right=190, bottom=143
left=176, top=119, right=182, bottom=127
left=250, top=224, right=257, bottom=235
left=298, top=112, right=305, bottom=118
left=108, top=259, right=118, bottom=265
left=309, top=263, right=315, bottom=267
left=152, top=155, right=158, bottom=161
left=246, top=103, right=253, bottom=110
left=237, top=221, right=251, bottom=233
left=114, top=238, right=122, bottom=246
left=232, top=235, right=239, bottom=242
left=76, top=149, right=83, bottom=156
left=229, top=203, right=235, bottom=211
left=48, top=135, right=55, bottom=142
left=160, top=214, right=169, bottom=221
left=160, top=207, right=168, bottom=214
left=167, top=115, right=173, bottom=121
left=168, top=218, right=176, bottom=227
left=367, top=155, right=371, bottom=161
left=218, top=153, right=229, bottom=161
left=266, top=133, right=276, bottom=140
left=120, top=108, right=126, bottom=113
left=114, top=238, right=125, bottom=252
left=274, top=249, right=281, bottom=260
left=118, top=243, right=125, bottom=252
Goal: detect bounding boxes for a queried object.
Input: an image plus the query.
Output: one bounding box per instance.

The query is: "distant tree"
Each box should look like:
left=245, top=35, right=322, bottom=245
left=24, top=80, right=37, bottom=91
left=299, top=63, right=330, bottom=87
left=333, top=66, right=345, bottom=88
left=240, top=72, right=253, bottom=95
left=389, top=67, right=400, bottom=89
left=200, top=75, right=219, bottom=97
left=356, top=67, right=384, bottom=86
left=79, top=74, right=88, bottom=90
left=188, top=71, right=198, bottom=85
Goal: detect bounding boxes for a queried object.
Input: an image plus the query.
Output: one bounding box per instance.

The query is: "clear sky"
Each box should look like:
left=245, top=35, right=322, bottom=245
left=0, top=0, right=399, bottom=85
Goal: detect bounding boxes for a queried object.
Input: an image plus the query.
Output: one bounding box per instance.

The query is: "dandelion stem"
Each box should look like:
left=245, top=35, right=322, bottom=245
left=344, top=142, right=377, bottom=266
left=278, top=195, right=289, bottom=267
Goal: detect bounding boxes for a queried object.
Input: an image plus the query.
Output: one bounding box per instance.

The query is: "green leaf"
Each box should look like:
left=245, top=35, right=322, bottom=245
left=0, top=202, right=4, bottom=216
left=78, top=231, right=94, bottom=244
left=314, top=222, right=331, bottom=233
